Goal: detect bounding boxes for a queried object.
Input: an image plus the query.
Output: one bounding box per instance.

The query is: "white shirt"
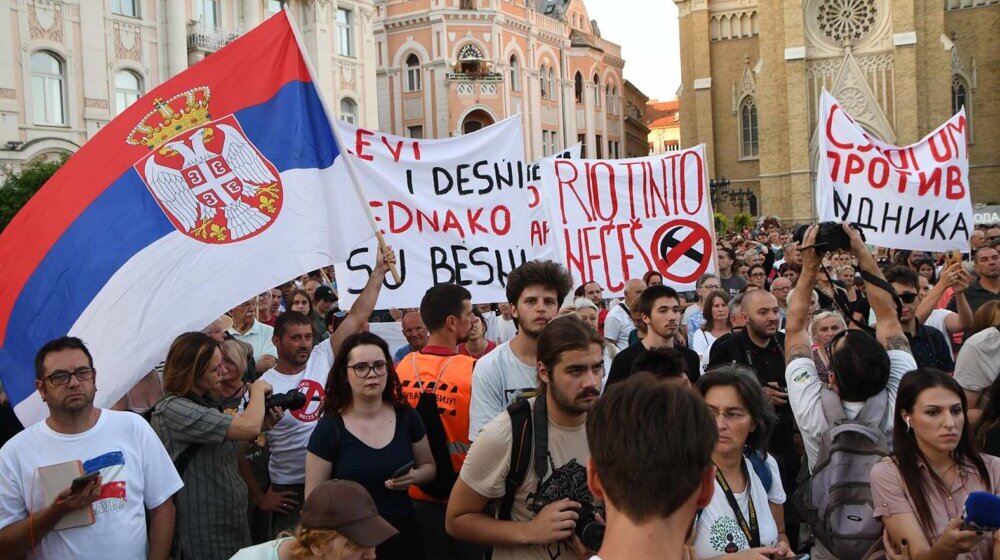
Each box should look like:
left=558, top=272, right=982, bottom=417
left=228, top=320, right=278, bottom=364
left=786, top=349, right=917, bottom=470
left=694, top=455, right=785, bottom=558
left=260, top=341, right=334, bottom=484
left=924, top=308, right=956, bottom=355
left=603, top=303, right=635, bottom=351
left=469, top=341, right=538, bottom=441
left=692, top=329, right=719, bottom=375
left=0, top=410, right=183, bottom=560
left=490, top=315, right=518, bottom=345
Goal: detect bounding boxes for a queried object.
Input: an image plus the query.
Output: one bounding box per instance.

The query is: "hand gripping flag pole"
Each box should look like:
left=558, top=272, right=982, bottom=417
left=286, top=7, right=402, bottom=284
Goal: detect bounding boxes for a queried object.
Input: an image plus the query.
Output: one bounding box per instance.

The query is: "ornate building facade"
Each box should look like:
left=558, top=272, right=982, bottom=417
left=646, top=98, right=680, bottom=155
left=0, top=0, right=378, bottom=178
left=373, top=0, right=626, bottom=160
left=675, top=0, right=1000, bottom=221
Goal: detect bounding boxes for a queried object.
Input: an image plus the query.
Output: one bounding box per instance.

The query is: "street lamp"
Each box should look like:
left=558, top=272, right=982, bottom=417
left=709, top=177, right=730, bottom=210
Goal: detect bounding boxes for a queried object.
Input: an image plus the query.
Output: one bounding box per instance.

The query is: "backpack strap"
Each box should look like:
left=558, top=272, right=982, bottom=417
left=819, top=385, right=847, bottom=425
left=174, top=443, right=204, bottom=478
left=531, top=388, right=550, bottom=483
left=746, top=450, right=773, bottom=493
left=499, top=397, right=533, bottom=521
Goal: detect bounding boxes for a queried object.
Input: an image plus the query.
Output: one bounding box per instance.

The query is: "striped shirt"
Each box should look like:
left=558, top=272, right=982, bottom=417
left=151, top=394, right=250, bottom=560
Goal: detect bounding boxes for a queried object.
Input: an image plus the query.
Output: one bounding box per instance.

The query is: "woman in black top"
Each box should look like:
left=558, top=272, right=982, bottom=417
left=304, top=332, right=435, bottom=560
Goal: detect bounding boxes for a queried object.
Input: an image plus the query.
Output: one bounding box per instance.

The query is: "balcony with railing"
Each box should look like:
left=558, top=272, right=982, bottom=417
left=187, top=21, right=241, bottom=53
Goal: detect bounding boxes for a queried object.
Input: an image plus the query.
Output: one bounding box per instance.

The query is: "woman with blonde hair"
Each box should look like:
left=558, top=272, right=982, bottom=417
left=808, top=310, right=846, bottom=384
left=151, top=332, right=277, bottom=559
left=232, top=479, right=399, bottom=560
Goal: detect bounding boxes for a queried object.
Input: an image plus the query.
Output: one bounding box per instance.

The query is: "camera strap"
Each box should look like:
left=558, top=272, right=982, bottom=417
left=820, top=265, right=902, bottom=334
left=714, top=460, right=760, bottom=548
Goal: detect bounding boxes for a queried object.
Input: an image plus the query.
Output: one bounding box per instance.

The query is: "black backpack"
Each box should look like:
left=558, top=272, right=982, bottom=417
left=497, top=395, right=549, bottom=520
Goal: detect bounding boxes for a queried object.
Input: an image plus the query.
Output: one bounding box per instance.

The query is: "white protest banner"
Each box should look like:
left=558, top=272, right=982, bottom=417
left=817, top=90, right=973, bottom=251
left=529, top=144, right=581, bottom=261
left=332, top=117, right=534, bottom=308
left=542, top=146, right=716, bottom=295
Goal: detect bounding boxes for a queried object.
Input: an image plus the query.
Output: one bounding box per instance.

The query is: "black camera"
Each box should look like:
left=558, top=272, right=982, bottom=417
left=574, top=502, right=605, bottom=551
left=264, top=389, right=306, bottom=411
left=792, top=221, right=865, bottom=256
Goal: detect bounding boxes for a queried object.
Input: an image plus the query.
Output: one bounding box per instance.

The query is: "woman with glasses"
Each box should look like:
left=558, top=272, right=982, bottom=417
left=693, top=365, right=793, bottom=560
left=747, top=265, right=769, bottom=290
left=151, top=332, right=279, bottom=560
left=872, top=368, right=1000, bottom=560
left=305, top=332, right=435, bottom=560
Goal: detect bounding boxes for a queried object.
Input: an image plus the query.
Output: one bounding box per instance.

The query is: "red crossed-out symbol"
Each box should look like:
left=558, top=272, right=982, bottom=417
left=649, top=219, right=713, bottom=284
left=291, top=380, right=326, bottom=423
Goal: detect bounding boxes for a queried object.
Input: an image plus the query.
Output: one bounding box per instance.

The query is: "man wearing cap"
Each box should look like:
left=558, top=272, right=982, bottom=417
left=231, top=479, right=399, bottom=559
left=312, top=286, right=338, bottom=344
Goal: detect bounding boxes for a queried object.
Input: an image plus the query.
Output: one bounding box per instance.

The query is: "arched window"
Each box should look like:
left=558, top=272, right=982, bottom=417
left=605, top=84, right=612, bottom=113
left=31, top=51, right=66, bottom=125
left=539, top=64, right=548, bottom=98
left=952, top=76, right=968, bottom=115
left=740, top=97, right=759, bottom=158
left=593, top=75, right=600, bottom=107
left=509, top=55, right=520, bottom=92
left=574, top=72, right=583, bottom=104
left=405, top=53, right=421, bottom=92
left=548, top=67, right=555, bottom=99
left=115, top=70, right=143, bottom=115
left=340, top=97, right=358, bottom=124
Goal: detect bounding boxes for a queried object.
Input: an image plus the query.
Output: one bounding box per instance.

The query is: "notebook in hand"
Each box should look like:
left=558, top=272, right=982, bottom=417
left=38, top=460, right=96, bottom=530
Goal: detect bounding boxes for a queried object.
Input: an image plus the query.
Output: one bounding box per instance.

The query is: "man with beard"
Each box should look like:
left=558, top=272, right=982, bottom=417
left=393, top=311, right=430, bottom=363
left=469, top=260, right=573, bottom=440
left=395, top=284, right=479, bottom=560
left=260, top=248, right=395, bottom=535
left=447, top=316, right=605, bottom=560
left=0, top=337, right=182, bottom=559
left=605, top=285, right=700, bottom=387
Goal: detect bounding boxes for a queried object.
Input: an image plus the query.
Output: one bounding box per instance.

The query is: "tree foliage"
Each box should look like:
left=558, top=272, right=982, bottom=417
left=0, top=157, right=66, bottom=233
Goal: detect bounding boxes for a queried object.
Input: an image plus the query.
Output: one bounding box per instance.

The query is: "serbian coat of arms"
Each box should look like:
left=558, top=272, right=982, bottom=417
left=128, top=86, right=282, bottom=243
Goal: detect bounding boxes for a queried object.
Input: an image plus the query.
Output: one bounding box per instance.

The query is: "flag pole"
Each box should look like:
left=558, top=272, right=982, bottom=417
left=284, top=8, right=401, bottom=284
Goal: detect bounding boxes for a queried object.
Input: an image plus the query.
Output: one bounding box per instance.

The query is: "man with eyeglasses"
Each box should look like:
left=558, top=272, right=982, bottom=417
left=0, top=337, right=182, bottom=559
left=883, top=266, right=955, bottom=372
left=769, top=277, right=792, bottom=325
left=394, top=283, right=480, bottom=560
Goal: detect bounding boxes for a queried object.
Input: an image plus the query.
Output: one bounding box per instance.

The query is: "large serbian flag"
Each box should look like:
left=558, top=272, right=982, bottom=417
left=0, top=12, right=360, bottom=425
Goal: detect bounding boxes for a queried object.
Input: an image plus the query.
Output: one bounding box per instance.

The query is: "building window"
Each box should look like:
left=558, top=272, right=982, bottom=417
left=195, top=0, right=218, bottom=27
left=574, top=72, right=583, bottom=104
left=337, top=8, right=354, bottom=57
left=542, top=131, right=550, bottom=156
left=115, top=70, right=143, bottom=115
left=548, top=68, right=555, bottom=99
left=408, top=125, right=424, bottom=139
left=509, top=55, right=520, bottom=92
left=740, top=98, right=759, bottom=158
left=31, top=51, right=66, bottom=126
left=340, top=97, right=358, bottom=124
left=593, top=75, right=600, bottom=108
left=578, top=133, right=586, bottom=157
left=605, top=85, right=612, bottom=113
left=405, top=54, right=421, bottom=92
left=539, top=64, right=548, bottom=98
left=112, top=0, right=138, bottom=17
left=595, top=135, right=603, bottom=158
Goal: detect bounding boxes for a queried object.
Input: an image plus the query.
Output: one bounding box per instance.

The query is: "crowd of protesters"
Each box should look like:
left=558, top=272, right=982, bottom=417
left=0, top=219, right=999, bottom=560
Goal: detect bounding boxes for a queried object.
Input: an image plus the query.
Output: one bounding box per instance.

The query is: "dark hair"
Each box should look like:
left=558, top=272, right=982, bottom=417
left=35, top=337, right=94, bottom=380
left=976, top=377, right=1000, bottom=450
left=162, top=332, right=219, bottom=395
left=701, top=290, right=731, bottom=332
left=420, top=284, right=472, bottom=331
left=830, top=331, right=891, bottom=401
left=471, top=307, right=488, bottom=334
left=778, top=262, right=801, bottom=276
left=505, top=260, right=573, bottom=307
left=883, top=265, right=919, bottom=291
left=747, top=264, right=767, bottom=279
left=275, top=311, right=313, bottom=339
left=630, top=347, right=687, bottom=380
left=697, top=365, right=777, bottom=453
left=287, top=288, right=313, bottom=315
left=322, top=332, right=406, bottom=416
left=718, top=247, right=738, bottom=272
left=893, top=368, right=991, bottom=536
left=587, top=373, right=716, bottom=522
left=642, top=270, right=663, bottom=285
left=636, top=285, right=680, bottom=318
left=913, top=259, right=938, bottom=283
left=574, top=285, right=586, bottom=298
left=537, top=315, right=604, bottom=379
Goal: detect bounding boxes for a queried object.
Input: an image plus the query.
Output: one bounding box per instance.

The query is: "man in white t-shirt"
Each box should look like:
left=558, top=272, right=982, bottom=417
left=261, top=247, right=394, bottom=535
left=490, top=302, right=518, bottom=344
left=603, top=278, right=645, bottom=351
left=584, top=374, right=716, bottom=560
left=0, top=337, right=182, bottom=560
left=469, top=260, right=574, bottom=440
left=784, top=224, right=917, bottom=471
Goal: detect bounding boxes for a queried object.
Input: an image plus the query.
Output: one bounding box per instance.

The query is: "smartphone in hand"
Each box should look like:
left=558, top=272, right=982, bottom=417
left=69, top=472, right=100, bottom=493
left=390, top=461, right=414, bottom=480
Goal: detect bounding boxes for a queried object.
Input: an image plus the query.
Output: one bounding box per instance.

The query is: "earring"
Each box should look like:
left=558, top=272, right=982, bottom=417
left=905, top=418, right=912, bottom=432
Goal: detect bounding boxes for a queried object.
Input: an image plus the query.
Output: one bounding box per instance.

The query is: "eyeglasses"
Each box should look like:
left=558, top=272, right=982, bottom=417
left=348, top=361, right=388, bottom=378
left=44, top=367, right=95, bottom=386
left=750, top=272, right=766, bottom=278
left=701, top=284, right=722, bottom=291
left=899, top=292, right=918, bottom=304
left=707, top=406, right=749, bottom=421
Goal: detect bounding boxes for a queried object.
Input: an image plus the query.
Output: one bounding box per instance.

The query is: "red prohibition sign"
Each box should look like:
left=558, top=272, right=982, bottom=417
left=292, top=379, right=326, bottom=423
left=649, top=219, right=713, bottom=284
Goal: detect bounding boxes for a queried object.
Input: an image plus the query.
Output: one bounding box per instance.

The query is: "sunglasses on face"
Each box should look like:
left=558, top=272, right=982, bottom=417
left=899, top=292, right=918, bottom=304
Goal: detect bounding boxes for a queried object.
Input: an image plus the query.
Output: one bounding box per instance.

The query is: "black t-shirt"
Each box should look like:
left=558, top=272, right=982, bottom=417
left=308, top=406, right=425, bottom=521
left=606, top=342, right=701, bottom=386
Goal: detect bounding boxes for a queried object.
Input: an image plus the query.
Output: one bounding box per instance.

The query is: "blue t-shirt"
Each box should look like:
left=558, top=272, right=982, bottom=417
left=393, top=344, right=413, bottom=364
left=307, top=407, right=425, bottom=521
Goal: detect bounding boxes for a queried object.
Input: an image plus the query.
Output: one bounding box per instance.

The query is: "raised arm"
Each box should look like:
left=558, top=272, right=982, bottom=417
left=329, top=246, right=396, bottom=356
left=846, top=225, right=910, bottom=354
left=785, top=225, right=819, bottom=364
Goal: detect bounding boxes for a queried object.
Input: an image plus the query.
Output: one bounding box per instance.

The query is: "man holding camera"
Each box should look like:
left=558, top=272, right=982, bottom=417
left=446, top=316, right=605, bottom=560
left=260, top=248, right=396, bottom=535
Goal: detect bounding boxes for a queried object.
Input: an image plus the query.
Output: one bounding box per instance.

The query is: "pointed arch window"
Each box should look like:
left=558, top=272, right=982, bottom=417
left=574, top=72, right=583, bottom=104
left=951, top=75, right=972, bottom=139
left=593, top=75, right=600, bottom=107
left=739, top=97, right=759, bottom=158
